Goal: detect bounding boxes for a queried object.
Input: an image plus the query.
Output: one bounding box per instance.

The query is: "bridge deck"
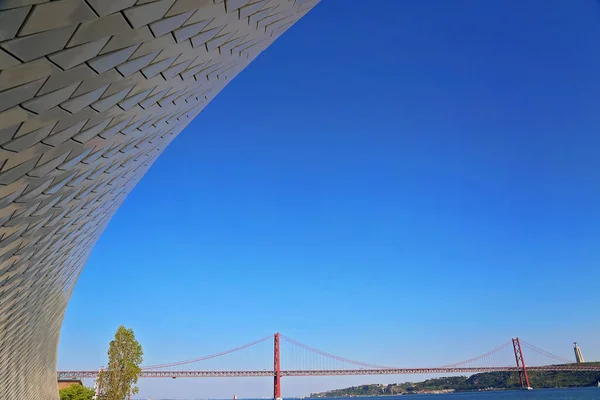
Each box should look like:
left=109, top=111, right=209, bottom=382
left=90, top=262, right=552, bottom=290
left=57, top=365, right=600, bottom=379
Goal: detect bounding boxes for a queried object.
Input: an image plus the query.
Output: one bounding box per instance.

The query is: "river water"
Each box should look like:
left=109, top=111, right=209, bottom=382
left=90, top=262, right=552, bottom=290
left=303, top=388, right=600, bottom=400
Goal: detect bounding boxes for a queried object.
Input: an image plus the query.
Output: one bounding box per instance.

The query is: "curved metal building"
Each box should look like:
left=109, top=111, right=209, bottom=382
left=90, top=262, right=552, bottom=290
left=0, top=1, right=318, bottom=399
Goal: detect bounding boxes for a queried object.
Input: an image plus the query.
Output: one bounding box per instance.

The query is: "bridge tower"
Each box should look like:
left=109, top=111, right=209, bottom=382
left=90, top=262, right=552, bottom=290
left=512, top=338, right=531, bottom=389
left=274, top=333, right=282, bottom=400
left=573, top=342, right=585, bottom=363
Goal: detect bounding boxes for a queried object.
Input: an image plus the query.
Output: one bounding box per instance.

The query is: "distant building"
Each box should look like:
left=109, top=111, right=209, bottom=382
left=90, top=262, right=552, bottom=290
left=573, top=342, right=585, bottom=363
left=57, top=379, right=83, bottom=390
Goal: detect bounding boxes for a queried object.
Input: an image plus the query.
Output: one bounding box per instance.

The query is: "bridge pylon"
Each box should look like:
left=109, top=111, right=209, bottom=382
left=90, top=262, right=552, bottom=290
left=274, top=333, right=282, bottom=400
left=512, top=337, right=531, bottom=390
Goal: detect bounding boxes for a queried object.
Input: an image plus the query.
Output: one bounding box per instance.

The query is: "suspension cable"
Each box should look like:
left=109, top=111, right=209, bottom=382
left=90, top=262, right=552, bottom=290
left=142, top=335, right=272, bottom=370
left=280, top=335, right=395, bottom=369
left=520, top=340, right=572, bottom=364
left=439, top=340, right=513, bottom=368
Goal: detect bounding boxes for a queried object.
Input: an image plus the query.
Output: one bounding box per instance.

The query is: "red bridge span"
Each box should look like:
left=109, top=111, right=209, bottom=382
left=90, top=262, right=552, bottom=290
left=59, top=334, right=599, bottom=398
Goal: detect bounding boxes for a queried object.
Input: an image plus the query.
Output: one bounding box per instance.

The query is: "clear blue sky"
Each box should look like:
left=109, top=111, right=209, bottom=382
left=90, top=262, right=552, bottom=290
left=58, top=1, right=600, bottom=398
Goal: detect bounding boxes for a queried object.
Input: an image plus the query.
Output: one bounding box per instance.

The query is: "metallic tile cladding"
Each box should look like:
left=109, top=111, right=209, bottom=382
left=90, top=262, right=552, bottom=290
left=0, top=1, right=319, bottom=399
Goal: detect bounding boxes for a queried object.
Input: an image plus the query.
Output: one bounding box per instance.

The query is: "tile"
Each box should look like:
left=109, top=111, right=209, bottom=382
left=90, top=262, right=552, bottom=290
left=0, top=49, right=20, bottom=70
left=13, top=105, right=69, bottom=137
left=38, top=64, right=96, bottom=96
left=129, top=33, right=174, bottom=58
left=160, top=59, right=193, bottom=80
left=48, top=38, right=110, bottom=70
left=205, top=30, right=235, bottom=51
left=116, top=51, right=160, bottom=76
left=49, top=107, right=94, bottom=134
left=60, top=85, right=108, bottom=113
left=267, top=20, right=293, bottom=37
left=207, top=64, right=232, bottom=80
left=19, top=0, right=97, bottom=36
left=1, top=25, right=77, bottom=63
left=119, top=88, right=153, bottom=110
left=219, top=34, right=246, bottom=53
left=194, top=61, right=221, bottom=80
left=149, top=11, right=194, bottom=37
left=72, top=69, right=121, bottom=97
left=68, top=13, right=131, bottom=47
left=165, top=0, right=212, bottom=17
left=100, top=26, right=153, bottom=55
left=42, top=120, right=87, bottom=147
left=257, top=10, right=289, bottom=29
left=82, top=104, right=121, bottom=127
left=0, top=6, right=31, bottom=42
left=2, top=124, right=53, bottom=152
left=101, top=72, right=146, bottom=98
left=248, top=6, right=277, bottom=25
left=180, top=60, right=210, bottom=80
left=71, top=118, right=110, bottom=143
left=141, top=56, right=176, bottom=79
left=27, top=152, right=69, bottom=177
left=225, top=0, right=250, bottom=13
left=85, top=0, right=137, bottom=17
left=239, top=0, right=269, bottom=19
left=173, top=19, right=212, bottom=42
left=122, top=0, right=176, bottom=29
left=0, top=80, right=45, bottom=114
left=0, top=157, right=39, bottom=185
left=186, top=55, right=212, bottom=69
left=0, top=58, right=58, bottom=92
left=0, top=0, right=46, bottom=10
left=87, top=45, right=140, bottom=74
left=138, top=88, right=169, bottom=109
left=98, top=116, right=133, bottom=139
left=90, top=87, right=133, bottom=112
left=22, top=83, right=80, bottom=114
left=190, top=27, right=222, bottom=48
left=0, top=125, right=19, bottom=146
left=232, top=37, right=262, bottom=53
left=150, top=39, right=191, bottom=63
left=184, top=6, right=222, bottom=26
left=157, top=87, right=185, bottom=106
left=172, top=48, right=199, bottom=65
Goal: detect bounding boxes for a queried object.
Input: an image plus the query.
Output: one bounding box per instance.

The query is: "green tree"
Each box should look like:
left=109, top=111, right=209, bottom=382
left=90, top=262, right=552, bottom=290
left=59, top=385, right=95, bottom=400
left=99, top=326, right=144, bottom=400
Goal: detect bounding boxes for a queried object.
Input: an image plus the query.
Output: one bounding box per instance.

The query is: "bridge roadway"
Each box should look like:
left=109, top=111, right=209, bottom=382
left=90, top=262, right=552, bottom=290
left=58, top=365, right=600, bottom=379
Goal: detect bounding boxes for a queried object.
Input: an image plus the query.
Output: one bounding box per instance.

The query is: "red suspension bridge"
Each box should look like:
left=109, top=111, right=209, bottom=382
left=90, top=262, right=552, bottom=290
left=59, top=334, right=599, bottom=398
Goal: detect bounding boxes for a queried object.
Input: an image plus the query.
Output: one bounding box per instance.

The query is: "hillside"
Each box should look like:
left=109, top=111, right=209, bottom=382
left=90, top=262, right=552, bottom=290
left=309, top=368, right=600, bottom=397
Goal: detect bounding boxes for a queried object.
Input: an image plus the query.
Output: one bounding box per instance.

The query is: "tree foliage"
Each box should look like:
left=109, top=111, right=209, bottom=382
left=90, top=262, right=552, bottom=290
left=99, top=325, right=144, bottom=400
left=59, top=385, right=95, bottom=400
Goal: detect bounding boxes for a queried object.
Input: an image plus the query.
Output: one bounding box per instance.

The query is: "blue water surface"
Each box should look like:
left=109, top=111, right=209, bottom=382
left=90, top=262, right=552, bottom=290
left=302, top=388, right=600, bottom=400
